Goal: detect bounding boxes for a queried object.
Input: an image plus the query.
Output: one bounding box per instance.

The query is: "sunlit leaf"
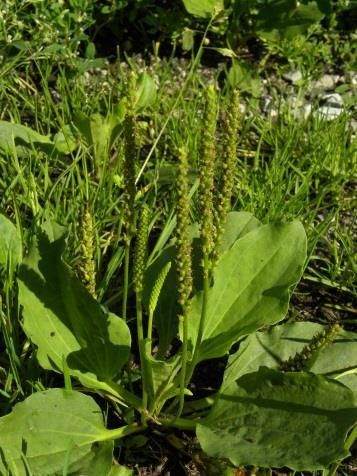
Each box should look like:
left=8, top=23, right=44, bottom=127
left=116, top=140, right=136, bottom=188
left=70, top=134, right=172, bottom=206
left=187, top=221, right=306, bottom=363
left=182, top=0, right=224, bottom=18
left=0, top=389, right=113, bottom=475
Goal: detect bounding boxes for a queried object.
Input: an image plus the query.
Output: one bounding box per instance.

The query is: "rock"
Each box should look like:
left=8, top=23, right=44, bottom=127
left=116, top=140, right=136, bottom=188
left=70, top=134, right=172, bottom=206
left=262, top=96, right=273, bottom=114
left=303, top=104, right=312, bottom=119
left=317, top=94, right=344, bottom=120
left=262, top=96, right=278, bottom=117
left=317, top=106, right=343, bottom=120
left=351, top=72, right=357, bottom=86
left=314, top=74, right=335, bottom=91
left=283, top=69, right=303, bottom=84
left=323, top=93, right=344, bottom=107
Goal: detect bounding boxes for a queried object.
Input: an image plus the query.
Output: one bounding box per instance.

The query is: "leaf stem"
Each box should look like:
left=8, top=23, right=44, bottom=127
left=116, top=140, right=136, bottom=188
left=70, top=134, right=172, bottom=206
left=159, top=415, right=197, bottom=431
left=98, top=422, right=147, bottom=442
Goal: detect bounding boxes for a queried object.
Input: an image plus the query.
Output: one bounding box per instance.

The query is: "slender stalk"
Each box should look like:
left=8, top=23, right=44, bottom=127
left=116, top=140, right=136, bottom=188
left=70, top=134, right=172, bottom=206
left=122, top=71, right=137, bottom=320
left=122, top=242, right=130, bottom=321
left=136, top=294, right=149, bottom=420
left=147, top=309, right=154, bottom=341
left=192, top=256, right=210, bottom=365
left=176, top=312, right=188, bottom=418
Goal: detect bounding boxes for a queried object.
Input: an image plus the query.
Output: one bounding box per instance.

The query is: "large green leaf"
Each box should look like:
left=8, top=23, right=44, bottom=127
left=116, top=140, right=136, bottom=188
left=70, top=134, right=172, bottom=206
left=109, top=466, right=134, bottom=476
left=18, top=222, right=131, bottom=388
left=227, top=60, right=262, bottom=97
left=182, top=0, right=224, bottom=18
left=136, top=72, right=157, bottom=111
left=143, top=212, right=260, bottom=355
left=73, top=107, right=124, bottom=174
left=256, top=0, right=325, bottom=42
left=146, top=352, right=183, bottom=412
left=0, top=388, right=113, bottom=475
left=187, top=221, right=306, bottom=363
left=222, top=322, right=357, bottom=394
left=197, top=367, right=357, bottom=470
left=0, top=214, right=22, bottom=274
left=0, top=120, right=53, bottom=157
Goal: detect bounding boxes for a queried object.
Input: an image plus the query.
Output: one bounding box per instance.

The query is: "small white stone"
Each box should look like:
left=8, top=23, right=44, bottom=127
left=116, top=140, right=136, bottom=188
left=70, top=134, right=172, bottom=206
left=303, top=104, right=312, bottom=119
left=323, top=93, right=344, bottom=107
left=317, top=106, right=343, bottom=120
left=283, top=69, right=303, bottom=84
left=314, top=74, right=335, bottom=91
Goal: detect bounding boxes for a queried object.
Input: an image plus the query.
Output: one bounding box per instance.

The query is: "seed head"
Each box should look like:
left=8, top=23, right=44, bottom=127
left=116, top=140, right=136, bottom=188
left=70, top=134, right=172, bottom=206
left=280, top=323, right=342, bottom=372
left=199, top=85, right=217, bottom=278
left=212, top=89, right=239, bottom=268
left=176, top=147, right=192, bottom=316
left=134, top=208, right=150, bottom=294
left=122, top=71, right=137, bottom=243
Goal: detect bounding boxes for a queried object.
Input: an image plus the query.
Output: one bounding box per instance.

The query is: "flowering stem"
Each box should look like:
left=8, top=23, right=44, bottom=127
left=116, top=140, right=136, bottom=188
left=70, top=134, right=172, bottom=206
left=122, top=242, right=130, bottom=321
left=136, top=293, right=149, bottom=421
left=190, top=256, right=210, bottom=374
left=176, top=312, right=188, bottom=419
left=174, top=147, right=193, bottom=419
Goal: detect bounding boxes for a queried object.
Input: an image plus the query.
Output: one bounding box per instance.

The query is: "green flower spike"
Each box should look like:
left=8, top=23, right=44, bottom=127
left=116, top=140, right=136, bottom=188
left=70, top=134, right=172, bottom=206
left=212, top=89, right=239, bottom=269
left=134, top=208, right=150, bottom=295
left=199, top=84, right=217, bottom=279
left=123, top=71, right=138, bottom=244
left=176, top=147, right=193, bottom=316
left=280, top=322, right=342, bottom=372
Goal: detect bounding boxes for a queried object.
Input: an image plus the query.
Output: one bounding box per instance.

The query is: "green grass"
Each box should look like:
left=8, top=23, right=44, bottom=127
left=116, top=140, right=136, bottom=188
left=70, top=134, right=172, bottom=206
left=0, top=44, right=356, bottom=473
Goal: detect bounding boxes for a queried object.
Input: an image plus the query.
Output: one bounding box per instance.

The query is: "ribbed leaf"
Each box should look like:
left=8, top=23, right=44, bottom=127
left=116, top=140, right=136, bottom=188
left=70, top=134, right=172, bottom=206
left=18, top=222, right=131, bottom=388
left=197, top=367, right=357, bottom=470
left=187, top=221, right=306, bottom=362
left=0, top=389, right=113, bottom=475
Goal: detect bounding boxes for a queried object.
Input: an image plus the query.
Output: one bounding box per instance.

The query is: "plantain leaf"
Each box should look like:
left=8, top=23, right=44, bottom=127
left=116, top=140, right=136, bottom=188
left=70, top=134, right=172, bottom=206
left=136, top=72, right=157, bottom=111
left=182, top=0, right=224, bottom=18
left=18, top=222, right=131, bottom=389
left=187, top=221, right=306, bottom=363
left=0, top=388, right=113, bottom=475
left=256, top=0, right=325, bottom=42
left=53, top=125, right=77, bottom=154
left=197, top=367, right=357, bottom=470
left=0, top=120, right=53, bottom=157
left=0, top=214, right=22, bottom=274
left=109, top=466, right=134, bottom=475
left=222, top=322, right=357, bottom=394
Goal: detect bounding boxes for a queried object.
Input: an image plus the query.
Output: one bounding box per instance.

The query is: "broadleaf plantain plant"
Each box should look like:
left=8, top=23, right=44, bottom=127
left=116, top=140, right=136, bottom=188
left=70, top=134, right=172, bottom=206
left=0, top=85, right=357, bottom=475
